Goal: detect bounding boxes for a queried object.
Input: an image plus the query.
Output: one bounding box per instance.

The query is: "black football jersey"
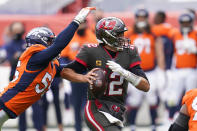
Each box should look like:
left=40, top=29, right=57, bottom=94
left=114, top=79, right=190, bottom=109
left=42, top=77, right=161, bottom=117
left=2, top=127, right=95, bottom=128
left=76, top=44, right=141, bottom=105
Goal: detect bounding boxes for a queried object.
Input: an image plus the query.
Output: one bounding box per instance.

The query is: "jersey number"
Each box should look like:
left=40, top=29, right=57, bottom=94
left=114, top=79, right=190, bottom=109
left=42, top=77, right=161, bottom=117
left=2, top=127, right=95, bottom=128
left=11, top=60, right=52, bottom=94
left=133, top=38, right=151, bottom=54
left=108, top=72, right=124, bottom=95
left=11, top=61, right=21, bottom=82
left=35, top=72, right=52, bottom=94
left=192, top=96, right=197, bottom=120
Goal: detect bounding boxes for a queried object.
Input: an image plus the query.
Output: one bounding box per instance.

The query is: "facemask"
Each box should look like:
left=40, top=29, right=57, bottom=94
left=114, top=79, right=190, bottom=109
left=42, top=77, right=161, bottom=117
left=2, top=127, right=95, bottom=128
left=77, top=28, right=86, bottom=36
left=181, top=27, right=193, bottom=34
left=136, top=21, right=147, bottom=28
left=13, top=33, right=24, bottom=40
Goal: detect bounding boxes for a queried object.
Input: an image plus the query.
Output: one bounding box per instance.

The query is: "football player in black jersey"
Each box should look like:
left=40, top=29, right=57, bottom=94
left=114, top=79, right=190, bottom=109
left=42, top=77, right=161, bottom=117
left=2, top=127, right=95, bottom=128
left=62, top=17, right=150, bottom=131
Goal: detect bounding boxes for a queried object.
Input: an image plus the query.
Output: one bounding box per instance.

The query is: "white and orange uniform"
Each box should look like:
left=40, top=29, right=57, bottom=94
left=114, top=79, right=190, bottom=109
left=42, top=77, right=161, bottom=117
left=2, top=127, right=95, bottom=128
left=127, top=32, right=162, bottom=107
left=166, top=30, right=197, bottom=106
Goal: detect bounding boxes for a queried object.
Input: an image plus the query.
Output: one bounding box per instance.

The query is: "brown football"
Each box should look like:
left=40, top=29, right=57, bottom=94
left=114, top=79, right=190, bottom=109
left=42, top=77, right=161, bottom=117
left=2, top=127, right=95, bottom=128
left=90, top=68, right=106, bottom=98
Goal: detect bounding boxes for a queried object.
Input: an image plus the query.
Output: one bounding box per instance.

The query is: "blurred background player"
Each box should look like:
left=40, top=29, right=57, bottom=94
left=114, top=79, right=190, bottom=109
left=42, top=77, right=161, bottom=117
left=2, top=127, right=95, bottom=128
left=165, top=13, right=197, bottom=122
left=126, top=8, right=166, bottom=131
left=152, top=11, right=174, bottom=71
left=60, top=20, right=97, bottom=131
left=0, top=22, right=44, bottom=131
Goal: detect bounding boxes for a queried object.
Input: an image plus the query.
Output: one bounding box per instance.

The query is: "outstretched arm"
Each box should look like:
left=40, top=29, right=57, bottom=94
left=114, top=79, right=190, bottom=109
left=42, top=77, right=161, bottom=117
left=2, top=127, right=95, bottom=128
left=28, top=7, right=96, bottom=68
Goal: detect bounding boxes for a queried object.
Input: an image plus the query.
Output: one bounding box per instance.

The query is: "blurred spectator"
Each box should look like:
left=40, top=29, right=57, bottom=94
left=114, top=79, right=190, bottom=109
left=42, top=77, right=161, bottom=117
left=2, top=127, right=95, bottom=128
left=126, top=8, right=165, bottom=131
left=42, top=77, right=63, bottom=131
left=152, top=11, right=174, bottom=70
left=165, top=13, right=197, bottom=122
left=60, top=20, right=97, bottom=131
left=0, top=22, right=44, bottom=131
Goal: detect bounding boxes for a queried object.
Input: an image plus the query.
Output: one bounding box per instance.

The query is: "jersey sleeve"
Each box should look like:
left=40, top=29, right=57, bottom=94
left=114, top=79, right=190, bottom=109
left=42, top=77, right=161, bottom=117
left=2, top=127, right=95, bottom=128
left=54, top=59, right=63, bottom=77
left=129, top=45, right=141, bottom=69
left=75, top=45, right=89, bottom=67
left=182, top=89, right=196, bottom=105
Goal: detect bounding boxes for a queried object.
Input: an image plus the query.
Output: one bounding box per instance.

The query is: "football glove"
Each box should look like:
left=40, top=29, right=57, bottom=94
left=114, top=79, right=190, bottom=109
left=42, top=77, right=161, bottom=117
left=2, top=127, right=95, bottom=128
left=73, top=7, right=96, bottom=24
left=106, top=60, right=141, bottom=86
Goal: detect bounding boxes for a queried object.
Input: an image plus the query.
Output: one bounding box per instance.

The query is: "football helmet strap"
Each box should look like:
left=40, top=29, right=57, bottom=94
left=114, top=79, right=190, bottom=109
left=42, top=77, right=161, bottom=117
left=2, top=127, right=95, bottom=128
left=95, top=17, right=130, bottom=51
left=25, top=27, right=56, bottom=47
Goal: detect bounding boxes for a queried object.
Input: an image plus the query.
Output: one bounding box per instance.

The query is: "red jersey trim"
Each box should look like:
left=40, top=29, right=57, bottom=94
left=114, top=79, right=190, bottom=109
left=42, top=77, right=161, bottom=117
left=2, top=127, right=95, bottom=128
left=102, top=46, right=118, bottom=59
left=85, top=101, right=104, bottom=131
left=75, top=58, right=87, bottom=67
left=129, top=61, right=141, bottom=68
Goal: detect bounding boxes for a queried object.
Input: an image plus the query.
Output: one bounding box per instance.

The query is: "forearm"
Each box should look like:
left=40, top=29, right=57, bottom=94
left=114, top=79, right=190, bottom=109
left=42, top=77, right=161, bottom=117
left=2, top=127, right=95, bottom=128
left=122, top=69, right=150, bottom=92
left=60, top=68, right=86, bottom=83
left=135, top=77, right=150, bottom=92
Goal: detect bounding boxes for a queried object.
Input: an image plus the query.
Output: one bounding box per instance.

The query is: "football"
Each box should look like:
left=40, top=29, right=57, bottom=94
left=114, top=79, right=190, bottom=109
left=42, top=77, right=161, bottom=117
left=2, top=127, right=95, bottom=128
left=90, top=68, right=106, bottom=98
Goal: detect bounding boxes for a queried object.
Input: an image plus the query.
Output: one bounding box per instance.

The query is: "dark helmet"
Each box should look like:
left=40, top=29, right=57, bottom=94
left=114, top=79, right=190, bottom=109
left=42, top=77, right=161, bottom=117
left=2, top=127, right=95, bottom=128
left=25, top=27, right=56, bottom=47
left=135, top=8, right=149, bottom=18
left=95, top=17, right=130, bottom=51
left=179, top=13, right=194, bottom=33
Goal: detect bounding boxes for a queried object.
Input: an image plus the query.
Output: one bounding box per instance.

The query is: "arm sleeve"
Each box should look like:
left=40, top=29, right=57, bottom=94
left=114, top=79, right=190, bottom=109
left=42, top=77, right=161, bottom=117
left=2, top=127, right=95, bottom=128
left=64, top=60, right=87, bottom=74
left=128, top=65, right=149, bottom=82
left=75, top=45, right=89, bottom=67
left=129, top=46, right=141, bottom=68
left=28, top=21, right=79, bottom=68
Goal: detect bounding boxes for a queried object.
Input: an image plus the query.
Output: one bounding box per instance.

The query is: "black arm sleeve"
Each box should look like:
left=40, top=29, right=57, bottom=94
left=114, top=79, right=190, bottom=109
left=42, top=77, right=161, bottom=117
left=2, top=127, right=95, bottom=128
left=27, top=21, right=79, bottom=69
left=128, top=65, right=149, bottom=82
left=64, top=60, right=87, bottom=74
left=168, top=112, right=189, bottom=131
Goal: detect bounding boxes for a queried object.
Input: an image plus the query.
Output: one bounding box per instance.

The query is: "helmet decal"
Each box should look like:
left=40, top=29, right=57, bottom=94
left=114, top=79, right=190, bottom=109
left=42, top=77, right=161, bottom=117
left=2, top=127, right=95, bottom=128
left=98, top=20, right=117, bottom=30
left=96, top=17, right=130, bottom=51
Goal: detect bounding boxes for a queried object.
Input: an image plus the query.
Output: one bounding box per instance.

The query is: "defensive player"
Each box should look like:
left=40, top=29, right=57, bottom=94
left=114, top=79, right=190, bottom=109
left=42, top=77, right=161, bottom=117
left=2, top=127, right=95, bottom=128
left=0, top=7, right=96, bottom=129
left=165, top=13, right=197, bottom=121
left=169, top=89, right=197, bottom=131
left=61, top=17, right=150, bottom=131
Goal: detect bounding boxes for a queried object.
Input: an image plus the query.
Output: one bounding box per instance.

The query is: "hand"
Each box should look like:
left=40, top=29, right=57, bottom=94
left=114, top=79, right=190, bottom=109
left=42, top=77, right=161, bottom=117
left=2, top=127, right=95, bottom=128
left=183, top=39, right=197, bottom=54
left=84, top=68, right=99, bottom=85
left=74, top=7, right=96, bottom=24
left=106, top=60, right=125, bottom=76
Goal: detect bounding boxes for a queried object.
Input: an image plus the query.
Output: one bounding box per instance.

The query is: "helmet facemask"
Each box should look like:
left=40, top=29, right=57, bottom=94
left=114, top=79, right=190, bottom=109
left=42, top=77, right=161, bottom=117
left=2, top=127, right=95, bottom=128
left=96, top=17, right=130, bottom=51
left=179, top=14, right=194, bottom=34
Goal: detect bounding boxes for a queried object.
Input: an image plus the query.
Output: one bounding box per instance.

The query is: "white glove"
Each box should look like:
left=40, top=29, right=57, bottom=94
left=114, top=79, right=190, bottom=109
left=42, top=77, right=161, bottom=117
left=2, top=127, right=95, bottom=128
left=73, top=7, right=96, bottom=24
left=106, top=60, right=125, bottom=76
left=106, top=60, right=141, bottom=86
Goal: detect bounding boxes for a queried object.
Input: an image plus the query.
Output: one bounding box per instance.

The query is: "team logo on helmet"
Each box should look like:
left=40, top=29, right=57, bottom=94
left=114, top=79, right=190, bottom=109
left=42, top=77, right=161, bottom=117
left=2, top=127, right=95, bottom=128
left=98, top=20, right=116, bottom=30
left=25, top=27, right=55, bottom=47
